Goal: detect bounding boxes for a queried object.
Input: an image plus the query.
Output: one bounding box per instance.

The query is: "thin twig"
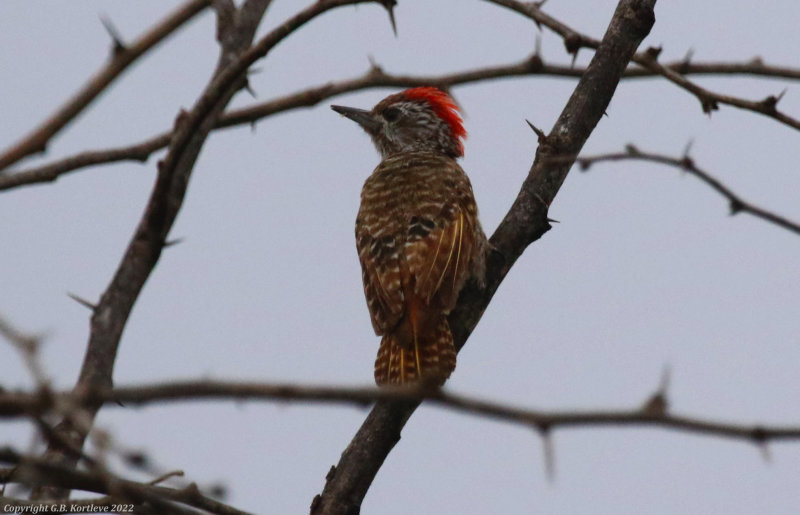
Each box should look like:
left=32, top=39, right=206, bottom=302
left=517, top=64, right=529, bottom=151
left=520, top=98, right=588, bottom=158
left=0, top=0, right=211, bottom=172
left=0, top=448, right=251, bottom=515
left=0, top=315, right=47, bottom=386
left=575, top=146, right=800, bottom=236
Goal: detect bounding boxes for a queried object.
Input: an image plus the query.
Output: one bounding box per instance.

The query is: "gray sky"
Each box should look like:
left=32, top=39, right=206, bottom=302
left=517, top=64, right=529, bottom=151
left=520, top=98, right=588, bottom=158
left=2, top=1, right=800, bottom=513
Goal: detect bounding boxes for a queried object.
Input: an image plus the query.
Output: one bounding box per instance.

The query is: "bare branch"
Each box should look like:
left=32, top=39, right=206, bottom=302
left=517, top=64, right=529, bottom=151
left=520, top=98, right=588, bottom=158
left=0, top=134, right=170, bottom=192
left=2, top=380, right=798, bottom=443
left=575, top=146, right=800, bottom=236
left=7, top=53, right=800, bottom=193
left=0, top=0, right=212, bottom=172
left=635, top=51, right=800, bottom=129
left=1, top=448, right=252, bottom=515
left=486, top=0, right=800, bottom=131
left=31, top=0, right=392, bottom=502
left=624, top=58, right=800, bottom=81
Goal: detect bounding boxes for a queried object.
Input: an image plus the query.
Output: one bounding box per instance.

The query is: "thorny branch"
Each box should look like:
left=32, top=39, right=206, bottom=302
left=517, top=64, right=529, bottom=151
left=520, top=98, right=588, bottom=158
left=0, top=0, right=212, bottom=172
left=4, top=56, right=800, bottom=192
left=1, top=447, right=252, bottom=515
left=31, top=0, right=395, bottom=503
left=486, top=0, right=800, bottom=130
left=575, top=146, right=800, bottom=236
left=1, top=380, right=799, bottom=443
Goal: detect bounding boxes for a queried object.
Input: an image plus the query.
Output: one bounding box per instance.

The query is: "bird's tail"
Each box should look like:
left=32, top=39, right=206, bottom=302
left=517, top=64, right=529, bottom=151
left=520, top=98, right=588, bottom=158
left=374, top=316, right=456, bottom=386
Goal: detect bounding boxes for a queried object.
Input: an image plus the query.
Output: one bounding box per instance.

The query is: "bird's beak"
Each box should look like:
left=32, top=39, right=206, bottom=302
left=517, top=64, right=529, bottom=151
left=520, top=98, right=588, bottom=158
left=331, top=105, right=381, bottom=133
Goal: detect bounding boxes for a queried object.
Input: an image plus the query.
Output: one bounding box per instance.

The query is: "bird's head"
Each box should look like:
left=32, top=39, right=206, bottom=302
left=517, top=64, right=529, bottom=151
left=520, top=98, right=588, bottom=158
left=331, top=87, right=466, bottom=159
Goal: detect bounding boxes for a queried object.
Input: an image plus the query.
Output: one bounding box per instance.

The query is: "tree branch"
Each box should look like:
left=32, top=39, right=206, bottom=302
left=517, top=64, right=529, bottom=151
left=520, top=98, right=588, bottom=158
left=1, top=447, right=252, bottom=515
left=0, top=0, right=212, bottom=172
left=487, top=0, right=800, bottom=131
left=29, top=0, right=279, bottom=501
left=3, top=380, right=798, bottom=443
left=575, top=145, right=800, bottom=236
left=6, top=53, right=800, bottom=193
left=635, top=50, right=800, bottom=129
left=312, top=1, right=657, bottom=513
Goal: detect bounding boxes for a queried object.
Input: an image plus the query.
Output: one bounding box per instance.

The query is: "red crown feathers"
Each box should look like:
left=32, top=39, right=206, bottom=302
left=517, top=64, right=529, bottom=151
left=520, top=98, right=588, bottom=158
left=402, top=87, right=466, bottom=155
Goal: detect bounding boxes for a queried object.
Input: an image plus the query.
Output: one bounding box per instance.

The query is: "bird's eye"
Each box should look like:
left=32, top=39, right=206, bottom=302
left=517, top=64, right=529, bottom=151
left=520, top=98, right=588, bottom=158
left=382, top=107, right=401, bottom=122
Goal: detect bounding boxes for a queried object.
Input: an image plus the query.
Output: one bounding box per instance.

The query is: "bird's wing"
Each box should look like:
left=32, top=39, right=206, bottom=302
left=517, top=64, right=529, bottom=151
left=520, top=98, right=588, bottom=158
left=356, top=224, right=405, bottom=335
left=406, top=201, right=476, bottom=312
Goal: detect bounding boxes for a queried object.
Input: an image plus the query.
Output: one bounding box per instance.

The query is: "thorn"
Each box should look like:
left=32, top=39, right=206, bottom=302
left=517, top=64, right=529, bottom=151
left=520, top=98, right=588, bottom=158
left=538, top=425, right=556, bottom=482
left=758, top=442, right=772, bottom=463
left=681, top=139, right=694, bottom=159
left=163, top=237, right=184, bottom=248
left=760, top=89, right=786, bottom=113
left=367, top=55, right=384, bottom=77
left=624, top=144, right=640, bottom=156
left=602, top=110, right=609, bottom=118
left=750, top=427, right=771, bottom=462
left=547, top=218, right=560, bottom=224
left=527, top=2, right=544, bottom=29
left=534, top=33, right=542, bottom=58
left=641, top=392, right=667, bottom=416
left=99, top=14, right=126, bottom=55
left=377, top=0, right=398, bottom=36
left=678, top=48, right=694, bottom=74
left=525, top=119, right=547, bottom=143
left=244, top=80, right=257, bottom=99
left=67, top=292, right=97, bottom=311
left=563, top=33, right=582, bottom=61
left=658, top=364, right=671, bottom=393
left=250, top=120, right=257, bottom=133
left=729, top=198, right=746, bottom=215
left=527, top=53, right=544, bottom=72
left=642, top=364, right=671, bottom=416
left=645, top=46, right=662, bottom=60
left=700, top=96, right=719, bottom=115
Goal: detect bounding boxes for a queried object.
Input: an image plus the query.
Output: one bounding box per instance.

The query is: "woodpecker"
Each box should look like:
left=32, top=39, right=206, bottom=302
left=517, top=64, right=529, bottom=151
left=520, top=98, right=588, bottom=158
left=332, top=87, right=487, bottom=386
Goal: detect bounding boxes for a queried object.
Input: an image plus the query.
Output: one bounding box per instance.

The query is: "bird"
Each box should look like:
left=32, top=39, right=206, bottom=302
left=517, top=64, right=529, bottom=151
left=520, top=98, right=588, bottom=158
left=331, top=87, right=487, bottom=386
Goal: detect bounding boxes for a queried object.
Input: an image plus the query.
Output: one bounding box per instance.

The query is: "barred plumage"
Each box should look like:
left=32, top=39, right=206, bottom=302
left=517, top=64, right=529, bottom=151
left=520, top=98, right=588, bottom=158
left=333, top=88, right=487, bottom=386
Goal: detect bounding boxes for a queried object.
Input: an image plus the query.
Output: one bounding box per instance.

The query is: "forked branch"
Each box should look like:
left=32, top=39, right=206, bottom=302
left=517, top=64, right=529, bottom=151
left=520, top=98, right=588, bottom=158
left=0, top=0, right=212, bottom=172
